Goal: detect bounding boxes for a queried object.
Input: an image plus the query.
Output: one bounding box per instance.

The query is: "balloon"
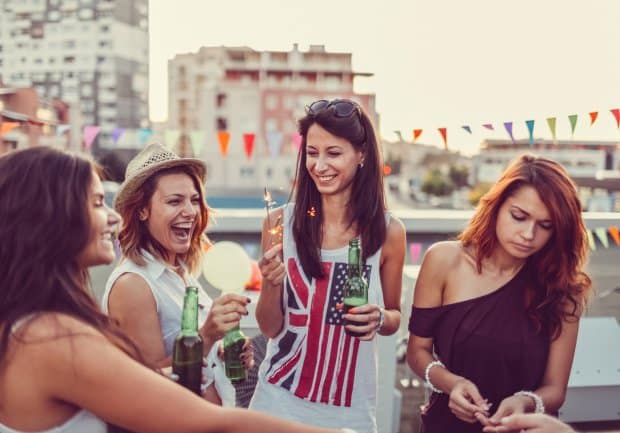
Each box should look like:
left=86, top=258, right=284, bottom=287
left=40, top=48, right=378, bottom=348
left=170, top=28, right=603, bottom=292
left=244, top=260, right=262, bottom=291
left=202, top=241, right=251, bottom=294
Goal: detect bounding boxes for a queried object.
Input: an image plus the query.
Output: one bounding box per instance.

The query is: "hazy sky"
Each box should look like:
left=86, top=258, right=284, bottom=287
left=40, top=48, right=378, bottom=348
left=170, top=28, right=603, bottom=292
left=149, top=0, right=620, bottom=155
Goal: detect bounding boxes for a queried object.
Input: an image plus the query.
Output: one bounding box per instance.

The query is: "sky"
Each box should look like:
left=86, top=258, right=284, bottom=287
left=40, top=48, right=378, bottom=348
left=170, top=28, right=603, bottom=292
left=149, top=0, right=620, bottom=155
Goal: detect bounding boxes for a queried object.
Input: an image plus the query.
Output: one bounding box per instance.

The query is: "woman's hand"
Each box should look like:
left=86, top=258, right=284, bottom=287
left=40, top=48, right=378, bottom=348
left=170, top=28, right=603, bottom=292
left=342, top=303, right=383, bottom=341
left=448, top=378, right=491, bottom=423
left=200, top=293, right=250, bottom=346
left=478, top=394, right=531, bottom=428
left=219, top=338, right=255, bottom=369
left=482, top=413, right=575, bottom=433
left=258, top=243, right=285, bottom=289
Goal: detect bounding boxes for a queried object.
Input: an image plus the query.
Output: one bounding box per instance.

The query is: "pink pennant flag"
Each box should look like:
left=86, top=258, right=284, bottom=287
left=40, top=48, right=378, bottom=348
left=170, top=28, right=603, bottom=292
left=482, top=124, right=494, bottom=131
left=291, top=132, right=302, bottom=152
left=83, top=125, right=101, bottom=150
left=611, top=109, right=620, bottom=128
left=409, top=242, right=422, bottom=265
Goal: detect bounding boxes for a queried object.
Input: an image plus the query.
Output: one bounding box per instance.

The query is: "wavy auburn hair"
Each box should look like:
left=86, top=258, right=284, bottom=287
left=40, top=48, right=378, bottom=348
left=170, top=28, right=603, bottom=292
left=117, top=166, right=209, bottom=274
left=0, top=147, right=142, bottom=367
left=291, top=99, right=386, bottom=279
left=459, top=154, right=591, bottom=339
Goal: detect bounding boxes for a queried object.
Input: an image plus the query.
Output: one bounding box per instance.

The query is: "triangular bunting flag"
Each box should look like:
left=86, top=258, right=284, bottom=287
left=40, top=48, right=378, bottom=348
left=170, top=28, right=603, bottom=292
left=189, top=130, right=205, bottom=157
left=525, top=120, right=535, bottom=147
left=610, top=108, right=620, bottom=128
left=409, top=242, right=422, bottom=265
left=138, top=128, right=153, bottom=146
left=589, top=111, right=599, bottom=126
left=164, top=129, right=181, bottom=148
left=482, top=124, right=494, bottom=131
left=438, top=128, right=448, bottom=151
left=413, top=129, right=423, bottom=141
left=243, top=133, right=255, bottom=160
left=1, top=122, right=20, bottom=137
left=546, top=117, right=557, bottom=143
left=503, top=122, right=515, bottom=143
left=594, top=227, right=609, bottom=249
left=462, top=125, right=472, bottom=134
left=608, top=226, right=620, bottom=246
left=568, top=114, right=578, bottom=137
left=111, top=127, right=125, bottom=144
left=217, top=131, right=230, bottom=157
left=291, top=132, right=302, bottom=153
left=266, top=131, right=283, bottom=157
left=586, top=229, right=596, bottom=251
left=394, top=130, right=403, bottom=141
left=56, top=124, right=71, bottom=136
left=83, top=125, right=101, bottom=150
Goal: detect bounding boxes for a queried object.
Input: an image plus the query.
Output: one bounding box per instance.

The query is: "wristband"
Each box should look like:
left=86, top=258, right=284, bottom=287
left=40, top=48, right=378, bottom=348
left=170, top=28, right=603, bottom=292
left=375, top=307, right=385, bottom=331
left=514, top=390, right=545, bottom=413
left=424, top=359, right=445, bottom=394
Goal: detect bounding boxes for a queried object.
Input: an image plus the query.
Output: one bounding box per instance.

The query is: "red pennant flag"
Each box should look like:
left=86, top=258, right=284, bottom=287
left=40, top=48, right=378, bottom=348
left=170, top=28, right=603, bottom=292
left=413, top=129, right=423, bottom=141
left=0, top=122, right=20, bottom=137
left=589, top=111, right=599, bottom=126
left=243, top=133, right=255, bottom=160
left=611, top=109, right=620, bottom=128
left=217, top=131, right=230, bottom=157
left=291, top=133, right=302, bottom=152
left=438, top=128, right=448, bottom=150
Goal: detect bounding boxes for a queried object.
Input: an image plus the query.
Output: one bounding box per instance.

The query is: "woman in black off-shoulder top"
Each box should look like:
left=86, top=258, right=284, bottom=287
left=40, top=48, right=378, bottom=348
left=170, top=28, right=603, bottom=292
left=406, top=154, right=592, bottom=433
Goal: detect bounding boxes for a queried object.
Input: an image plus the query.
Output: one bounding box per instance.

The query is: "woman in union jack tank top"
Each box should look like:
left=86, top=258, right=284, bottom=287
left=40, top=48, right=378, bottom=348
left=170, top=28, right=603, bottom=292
left=250, top=99, right=406, bottom=433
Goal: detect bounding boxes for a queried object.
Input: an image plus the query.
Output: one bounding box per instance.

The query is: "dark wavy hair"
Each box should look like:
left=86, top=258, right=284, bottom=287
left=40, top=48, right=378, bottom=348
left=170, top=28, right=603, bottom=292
left=459, top=154, right=592, bottom=339
left=291, top=99, right=386, bottom=279
left=0, top=147, right=142, bottom=367
left=117, top=166, right=209, bottom=275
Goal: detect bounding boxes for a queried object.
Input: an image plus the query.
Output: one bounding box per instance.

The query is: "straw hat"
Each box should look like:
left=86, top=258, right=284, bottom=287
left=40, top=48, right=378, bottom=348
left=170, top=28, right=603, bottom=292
left=114, top=143, right=206, bottom=214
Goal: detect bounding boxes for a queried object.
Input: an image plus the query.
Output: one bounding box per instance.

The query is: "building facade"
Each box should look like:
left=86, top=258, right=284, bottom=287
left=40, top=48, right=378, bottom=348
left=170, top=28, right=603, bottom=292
left=0, top=0, right=149, bottom=150
left=167, top=44, right=378, bottom=191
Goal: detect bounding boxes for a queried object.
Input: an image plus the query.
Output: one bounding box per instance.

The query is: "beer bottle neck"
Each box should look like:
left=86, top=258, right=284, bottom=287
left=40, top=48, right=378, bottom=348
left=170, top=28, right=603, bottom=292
left=181, top=288, right=199, bottom=336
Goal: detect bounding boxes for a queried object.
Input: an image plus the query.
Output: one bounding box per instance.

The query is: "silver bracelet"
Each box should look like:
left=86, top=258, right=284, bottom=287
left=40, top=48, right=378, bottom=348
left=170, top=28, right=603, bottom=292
left=514, top=390, right=545, bottom=413
left=375, top=307, right=385, bottom=331
left=424, top=360, right=445, bottom=394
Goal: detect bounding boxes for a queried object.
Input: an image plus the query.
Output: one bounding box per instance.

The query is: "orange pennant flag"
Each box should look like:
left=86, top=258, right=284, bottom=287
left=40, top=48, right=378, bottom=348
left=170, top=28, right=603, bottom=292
left=413, top=129, right=423, bottom=142
left=1, top=122, right=20, bottom=137
left=610, top=109, right=620, bottom=128
left=609, top=226, right=620, bottom=246
left=217, top=131, right=230, bottom=157
left=589, top=111, right=599, bottom=126
left=438, top=128, right=448, bottom=150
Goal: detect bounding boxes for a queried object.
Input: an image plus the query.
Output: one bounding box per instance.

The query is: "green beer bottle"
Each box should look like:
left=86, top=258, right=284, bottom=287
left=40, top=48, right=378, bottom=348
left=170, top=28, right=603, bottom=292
left=343, top=238, right=368, bottom=337
left=223, top=325, right=247, bottom=382
left=172, top=286, right=203, bottom=395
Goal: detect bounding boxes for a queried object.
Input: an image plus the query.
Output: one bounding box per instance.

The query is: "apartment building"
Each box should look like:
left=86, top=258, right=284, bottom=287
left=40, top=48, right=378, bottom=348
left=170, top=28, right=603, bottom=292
left=0, top=0, right=149, bottom=150
left=168, top=44, right=378, bottom=190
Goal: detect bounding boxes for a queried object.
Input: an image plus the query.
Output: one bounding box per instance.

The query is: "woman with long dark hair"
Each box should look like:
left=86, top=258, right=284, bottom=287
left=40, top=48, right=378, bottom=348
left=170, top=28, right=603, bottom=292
left=251, top=99, right=406, bottom=433
left=0, top=146, right=357, bottom=433
left=407, top=154, right=592, bottom=433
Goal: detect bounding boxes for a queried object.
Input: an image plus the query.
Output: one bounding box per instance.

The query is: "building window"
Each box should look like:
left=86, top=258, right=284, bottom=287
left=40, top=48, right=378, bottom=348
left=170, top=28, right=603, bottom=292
left=266, top=94, right=278, bottom=110
left=62, top=40, right=76, bottom=49
left=216, top=93, right=227, bottom=108
left=266, top=167, right=273, bottom=178
left=240, top=167, right=255, bottom=177
left=216, top=117, right=228, bottom=131
left=64, top=56, right=76, bottom=64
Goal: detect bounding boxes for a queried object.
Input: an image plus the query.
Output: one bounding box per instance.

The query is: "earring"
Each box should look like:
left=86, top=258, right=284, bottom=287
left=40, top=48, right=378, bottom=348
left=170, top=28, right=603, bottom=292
left=359, top=162, right=364, bottom=168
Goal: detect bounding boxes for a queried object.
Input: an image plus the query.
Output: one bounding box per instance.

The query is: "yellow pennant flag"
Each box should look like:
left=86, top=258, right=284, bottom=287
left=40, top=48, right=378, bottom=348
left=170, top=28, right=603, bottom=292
left=586, top=229, right=596, bottom=251
left=594, top=227, right=609, bottom=249
left=217, top=131, right=230, bottom=157
left=546, top=117, right=557, bottom=143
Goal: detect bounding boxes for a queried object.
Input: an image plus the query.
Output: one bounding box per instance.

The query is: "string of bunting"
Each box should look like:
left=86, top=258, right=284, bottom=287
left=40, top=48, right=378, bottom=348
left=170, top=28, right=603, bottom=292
left=405, top=107, right=620, bottom=151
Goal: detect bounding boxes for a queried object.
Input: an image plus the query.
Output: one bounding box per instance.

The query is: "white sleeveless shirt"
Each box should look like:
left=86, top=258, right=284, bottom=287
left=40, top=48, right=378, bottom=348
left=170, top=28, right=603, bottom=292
left=102, top=251, right=235, bottom=406
left=250, top=204, right=388, bottom=433
left=0, top=410, right=106, bottom=433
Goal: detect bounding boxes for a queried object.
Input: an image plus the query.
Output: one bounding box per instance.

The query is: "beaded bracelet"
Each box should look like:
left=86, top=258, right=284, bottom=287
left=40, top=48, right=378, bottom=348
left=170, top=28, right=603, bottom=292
left=424, top=360, right=445, bottom=394
left=514, top=390, right=545, bottom=413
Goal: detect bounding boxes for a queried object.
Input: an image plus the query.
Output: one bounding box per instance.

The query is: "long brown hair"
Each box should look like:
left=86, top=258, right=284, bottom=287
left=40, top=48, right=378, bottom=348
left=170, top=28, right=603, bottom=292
left=117, top=166, right=209, bottom=274
left=0, top=147, right=142, bottom=366
left=292, top=99, right=386, bottom=279
left=459, top=154, right=591, bottom=339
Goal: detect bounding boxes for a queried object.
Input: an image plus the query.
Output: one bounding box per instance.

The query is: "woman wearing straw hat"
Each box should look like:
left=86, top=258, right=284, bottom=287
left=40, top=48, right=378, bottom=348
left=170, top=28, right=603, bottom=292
left=102, top=143, right=252, bottom=405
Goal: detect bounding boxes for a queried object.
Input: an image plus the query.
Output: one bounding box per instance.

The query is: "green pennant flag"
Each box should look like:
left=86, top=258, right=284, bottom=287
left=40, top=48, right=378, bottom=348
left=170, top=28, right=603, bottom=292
left=594, top=227, right=609, bottom=249
left=546, top=117, right=557, bottom=143
left=189, top=130, right=205, bottom=157
left=568, top=114, right=578, bottom=137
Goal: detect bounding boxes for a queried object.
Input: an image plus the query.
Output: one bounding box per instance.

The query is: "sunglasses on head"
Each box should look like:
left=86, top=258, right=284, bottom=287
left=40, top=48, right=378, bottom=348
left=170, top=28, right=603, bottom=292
left=306, top=99, right=361, bottom=118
